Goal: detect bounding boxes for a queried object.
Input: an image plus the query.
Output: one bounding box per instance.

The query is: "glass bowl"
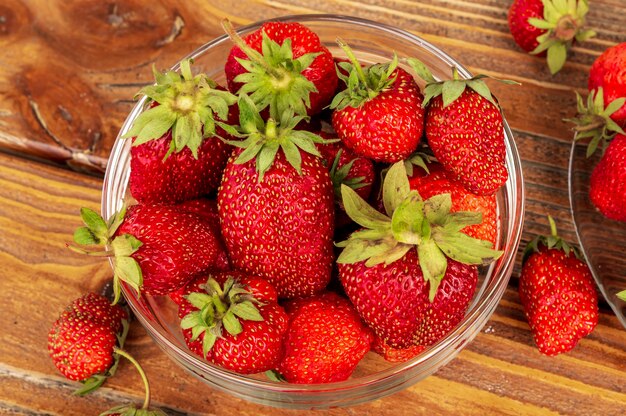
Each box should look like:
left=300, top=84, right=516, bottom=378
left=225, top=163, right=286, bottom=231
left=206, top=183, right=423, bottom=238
left=568, top=141, right=626, bottom=329
left=102, top=14, right=525, bottom=409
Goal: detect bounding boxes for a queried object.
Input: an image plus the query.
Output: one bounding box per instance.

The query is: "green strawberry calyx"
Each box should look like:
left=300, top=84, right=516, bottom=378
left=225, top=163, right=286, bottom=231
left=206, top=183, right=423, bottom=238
left=528, top=0, right=595, bottom=74
left=565, top=87, right=626, bottom=157
left=98, top=348, right=165, bottom=416
left=406, top=58, right=519, bottom=109
left=180, top=275, right=264, bottom=358
left=329, top=148, right=369, bottom=202
left=222, top=19, right=319, bottom=120
left=336, top=162, right=503, bottom=301
left=67, top=206, right=143, bottom=305
left=221, top=94, right=336, bottom=181
left=122, top=58, right=237, bottom=159
left=329, top=38, right=399, bottom=111
left=523, top=215, right=581, bottom=263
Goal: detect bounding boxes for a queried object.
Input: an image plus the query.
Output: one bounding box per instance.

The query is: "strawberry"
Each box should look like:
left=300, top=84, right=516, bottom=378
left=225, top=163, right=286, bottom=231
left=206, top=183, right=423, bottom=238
left=176, top=198, right=231, bottom=272
left=218, top=95, right=335, bottom=299
left=589, top=42, right=626, bottom=126
left=589, top=134, right=626, bottom=222
left=330, top=42, right=424, bottom=163
left=48, top=293, right=129, bottom=394
left=48, top=317, right=118, bottom=381
left=124, top=59, right=237, bottom=205
left=275, top=292, right=373, bottom=384
left=519, top=217, right=598, bottom=355
left=372, top=335, right=425, bottom=363
left=69, top=204, right=222, bottom=302
left=409, top=59, right=516, bottom=196
left=336, top=162, right=501, bottom=348
left=223, top=20, right=337, bottom=119
left=508, top=0, right=595, bottom=74
left=179, top=272, right=288, bottom=374
left=407, top=162, right=498, bottom=246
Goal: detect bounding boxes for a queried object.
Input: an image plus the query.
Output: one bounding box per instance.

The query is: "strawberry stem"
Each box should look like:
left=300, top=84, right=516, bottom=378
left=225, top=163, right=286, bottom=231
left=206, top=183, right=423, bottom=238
left=113, top=348, right=151, bottom=410
left=221, top=19, right=282, bottom=79
left=336, top=38, right=369, bottom=89
left=66, top=243, right=115, bottom=257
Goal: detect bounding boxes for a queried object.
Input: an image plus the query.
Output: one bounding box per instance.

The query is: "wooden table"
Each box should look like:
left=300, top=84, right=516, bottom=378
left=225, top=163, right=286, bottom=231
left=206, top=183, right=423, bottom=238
left=1, top=1, right=625, bottom=415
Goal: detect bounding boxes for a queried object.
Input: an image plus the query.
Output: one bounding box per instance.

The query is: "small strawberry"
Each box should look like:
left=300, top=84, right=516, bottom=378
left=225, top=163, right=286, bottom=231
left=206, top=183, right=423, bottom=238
left=218, top=95, right=335, bottom=299
left=124, top=59, right=237, bottom=205
left=337, top=162, right=502, bottom=348
left=274, top=292, right=373, bottom=384
left=409, top=59, right=516, bottom=196
left=588, top=42, right=626, bottom=127
left=589, top=134, right=626, bottom=222
left=223, top=20, right=337, bottom=119
left=330, top=41, right=424, bottom=163
left=179, top=272, right=288, bottom=374
left=372, top=335, right=425, bottom=363
left=48, top=293, right=129, bottom=394
left=519, top=217, right=598, bottom=356
left=508, top=0, right=595, bottom=74
left=407, top=162, right=498, bottom=247
left=69, top=204, right=222, bottom=301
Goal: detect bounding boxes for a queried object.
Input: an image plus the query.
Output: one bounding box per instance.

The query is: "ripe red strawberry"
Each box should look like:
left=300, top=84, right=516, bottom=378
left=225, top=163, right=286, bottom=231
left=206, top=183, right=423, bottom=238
left=48, top=293, right=129, bottom=395
left=337, top=162, right=501, bottom=348
left=331, top=42, right=424, bottom=163
left=48, top=316, right=118, bottom=381
left=124, top=59, right=237, bottom=205
left=589, top=134, right=626, bottom=222
left=508, top=0, right=595, bottom=74
left=218, top=95, right=335, bottom=299
left=519, top=217, right=598, bottom=356
left=70, top=204, right=222, bottom=301
left=179, top=272, right=288, bottom=374
left=275, top=292, right=373, bottom=384
left=588, top=42, right=626, bottom=127
left=409, top=59, right=514, bottom=196
left=407, top=162, right=498, bottom=247
left=223, top=20, right=337, bottom=118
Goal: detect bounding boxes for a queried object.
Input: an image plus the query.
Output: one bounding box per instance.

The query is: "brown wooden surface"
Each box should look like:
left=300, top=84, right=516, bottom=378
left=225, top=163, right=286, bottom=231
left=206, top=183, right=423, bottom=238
left=1, top=1, right=625, bottom=415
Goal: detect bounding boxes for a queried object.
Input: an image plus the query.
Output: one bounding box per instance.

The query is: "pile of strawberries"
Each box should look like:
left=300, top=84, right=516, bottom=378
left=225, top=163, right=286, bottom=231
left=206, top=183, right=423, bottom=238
left=56, top=18, right=512, bottom=386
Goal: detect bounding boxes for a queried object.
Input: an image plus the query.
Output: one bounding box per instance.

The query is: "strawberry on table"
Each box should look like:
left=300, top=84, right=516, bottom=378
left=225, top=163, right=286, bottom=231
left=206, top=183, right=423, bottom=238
left=508, top=0, right=595, bottom=74
left=274, top=292, right=373, bottom=384
left=218, top=95, right=335, bottom=299
left=124, top=59, right=237, bottom=205
left=336, top=162, right=502, bottom=349
left=223, top=20, right=337, bottom=119
left=519, top=217, right=598, bottom=356
left=48, top=293, right=129, bottom=394
left=69, top=204, right=222, bottom=301
left=178, top=272, right=288, bottom=374
left=331, top=41, right=425, bottom=163
left=409, top=58, right=516, bottom=196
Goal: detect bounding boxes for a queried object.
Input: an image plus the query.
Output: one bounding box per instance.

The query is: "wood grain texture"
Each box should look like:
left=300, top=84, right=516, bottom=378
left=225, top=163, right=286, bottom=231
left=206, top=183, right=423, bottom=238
left=1, top=0, right=626, bottom=415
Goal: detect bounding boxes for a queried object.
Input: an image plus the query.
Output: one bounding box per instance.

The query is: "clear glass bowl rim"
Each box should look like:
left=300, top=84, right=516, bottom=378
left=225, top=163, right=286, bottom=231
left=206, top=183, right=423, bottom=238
left=102, top=13, right=525, bottom=396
